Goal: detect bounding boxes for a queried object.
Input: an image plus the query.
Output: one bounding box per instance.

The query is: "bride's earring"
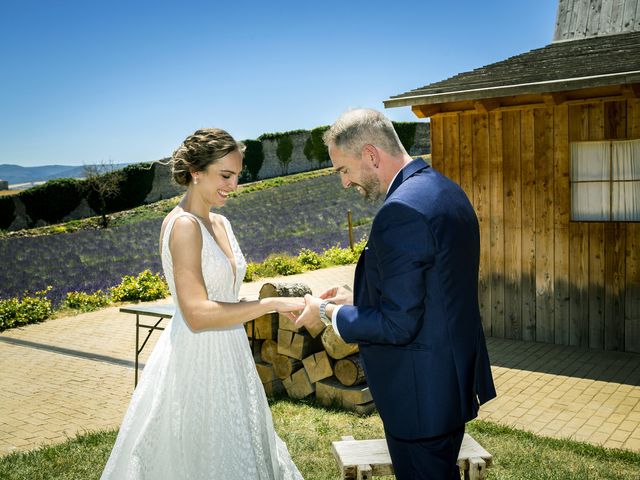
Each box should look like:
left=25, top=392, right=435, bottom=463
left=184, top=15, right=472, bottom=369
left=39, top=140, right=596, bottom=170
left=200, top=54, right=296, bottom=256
left=193, top=176, right=198, bottom=185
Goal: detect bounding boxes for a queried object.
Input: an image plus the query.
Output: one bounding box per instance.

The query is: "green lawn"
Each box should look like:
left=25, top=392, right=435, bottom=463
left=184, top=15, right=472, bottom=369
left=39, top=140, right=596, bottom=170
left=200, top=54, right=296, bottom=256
left=1, top=398, right=638, bottom=480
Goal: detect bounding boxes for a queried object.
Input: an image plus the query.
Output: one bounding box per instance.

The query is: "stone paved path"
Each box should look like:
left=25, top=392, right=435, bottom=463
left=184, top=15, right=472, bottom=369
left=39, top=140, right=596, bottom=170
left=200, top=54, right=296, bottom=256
left=1, top=265, right=639, bottom=457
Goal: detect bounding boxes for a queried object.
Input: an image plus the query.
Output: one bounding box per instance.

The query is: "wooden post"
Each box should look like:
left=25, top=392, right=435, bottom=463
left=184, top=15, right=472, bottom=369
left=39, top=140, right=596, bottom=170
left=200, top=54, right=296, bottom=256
left=347, top=210, right=354, bottom=251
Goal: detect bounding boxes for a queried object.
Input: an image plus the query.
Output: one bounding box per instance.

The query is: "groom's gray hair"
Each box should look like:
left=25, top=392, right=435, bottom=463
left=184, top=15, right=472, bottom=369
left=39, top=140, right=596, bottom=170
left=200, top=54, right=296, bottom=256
left=322, top=108, right=406, bottom=158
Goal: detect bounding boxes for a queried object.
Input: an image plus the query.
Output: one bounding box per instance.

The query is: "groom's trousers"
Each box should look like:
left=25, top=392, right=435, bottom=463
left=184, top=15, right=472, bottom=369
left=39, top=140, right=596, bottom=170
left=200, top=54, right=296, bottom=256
left=384, top=424, right=465, bottom=480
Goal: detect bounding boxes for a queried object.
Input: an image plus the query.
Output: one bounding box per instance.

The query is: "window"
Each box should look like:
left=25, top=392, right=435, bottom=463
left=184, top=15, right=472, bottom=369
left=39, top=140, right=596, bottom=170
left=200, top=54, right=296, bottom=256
left=570, top=139, right=640, bottom=221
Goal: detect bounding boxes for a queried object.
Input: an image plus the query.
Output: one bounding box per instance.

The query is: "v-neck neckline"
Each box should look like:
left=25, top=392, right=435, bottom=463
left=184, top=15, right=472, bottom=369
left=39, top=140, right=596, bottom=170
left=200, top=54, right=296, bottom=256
left=190, top=213, right=238, bottom=287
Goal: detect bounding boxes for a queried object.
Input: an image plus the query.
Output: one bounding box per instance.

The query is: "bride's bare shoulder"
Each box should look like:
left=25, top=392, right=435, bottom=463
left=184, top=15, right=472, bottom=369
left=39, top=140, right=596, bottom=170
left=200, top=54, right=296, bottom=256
left=160, top=208, right=199, bottom=246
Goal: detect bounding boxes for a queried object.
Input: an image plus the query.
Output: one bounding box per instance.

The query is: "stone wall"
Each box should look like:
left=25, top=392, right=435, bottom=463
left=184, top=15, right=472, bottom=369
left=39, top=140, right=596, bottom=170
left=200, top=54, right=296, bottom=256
left=256, top=122, right=430, bottom=180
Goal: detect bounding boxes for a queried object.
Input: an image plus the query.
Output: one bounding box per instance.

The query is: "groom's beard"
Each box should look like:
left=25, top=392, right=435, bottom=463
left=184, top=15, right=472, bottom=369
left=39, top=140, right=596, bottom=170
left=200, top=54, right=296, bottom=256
left=358, top=170, right=384, bottom=204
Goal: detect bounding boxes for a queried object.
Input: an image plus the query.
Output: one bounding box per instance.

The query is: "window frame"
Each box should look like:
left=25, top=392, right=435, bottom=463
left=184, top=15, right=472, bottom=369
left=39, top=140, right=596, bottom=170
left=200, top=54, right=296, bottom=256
left=570, top=139, right=640, bottom=223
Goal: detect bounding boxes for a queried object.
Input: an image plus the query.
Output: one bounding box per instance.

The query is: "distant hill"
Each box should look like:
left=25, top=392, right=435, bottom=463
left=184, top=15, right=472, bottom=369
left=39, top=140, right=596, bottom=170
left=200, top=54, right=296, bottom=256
left=0, top=163, right=130, bottom=185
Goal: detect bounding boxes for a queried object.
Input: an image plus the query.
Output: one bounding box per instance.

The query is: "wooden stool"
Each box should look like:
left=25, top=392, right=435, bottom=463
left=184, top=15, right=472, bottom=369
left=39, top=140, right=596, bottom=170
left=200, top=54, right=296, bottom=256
left=332, top=433, right=492, bottom=480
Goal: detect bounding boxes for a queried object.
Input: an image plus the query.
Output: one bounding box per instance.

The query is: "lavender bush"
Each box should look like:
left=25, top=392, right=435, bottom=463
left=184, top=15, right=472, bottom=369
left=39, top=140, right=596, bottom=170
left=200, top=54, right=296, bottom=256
left=0, top=174, right=378, bottom=306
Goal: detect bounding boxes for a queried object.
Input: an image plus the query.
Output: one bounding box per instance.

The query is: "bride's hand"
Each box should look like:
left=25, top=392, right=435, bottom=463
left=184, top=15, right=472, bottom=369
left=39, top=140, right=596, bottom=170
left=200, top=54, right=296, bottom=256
left=268, top=297, right=305, bottom=314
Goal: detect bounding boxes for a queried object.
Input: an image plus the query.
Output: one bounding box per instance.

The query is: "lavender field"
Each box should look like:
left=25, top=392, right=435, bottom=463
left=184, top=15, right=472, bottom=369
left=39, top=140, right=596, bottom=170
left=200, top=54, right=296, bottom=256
left=0, top=174, right=377, bottom=305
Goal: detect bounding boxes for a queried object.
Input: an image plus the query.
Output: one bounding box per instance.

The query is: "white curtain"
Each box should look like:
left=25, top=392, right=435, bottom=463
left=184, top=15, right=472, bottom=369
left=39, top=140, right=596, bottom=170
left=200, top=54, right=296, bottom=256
left=571, top=141, right=610, bottom=221
left=612, top=139, right=640, bottom=221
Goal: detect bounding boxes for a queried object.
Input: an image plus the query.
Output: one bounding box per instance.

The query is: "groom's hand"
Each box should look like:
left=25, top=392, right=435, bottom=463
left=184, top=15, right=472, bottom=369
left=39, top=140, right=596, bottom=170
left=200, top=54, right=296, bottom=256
left=293, top=294, right=325, bottom=333
left=319, top=285, right=353, bottom=306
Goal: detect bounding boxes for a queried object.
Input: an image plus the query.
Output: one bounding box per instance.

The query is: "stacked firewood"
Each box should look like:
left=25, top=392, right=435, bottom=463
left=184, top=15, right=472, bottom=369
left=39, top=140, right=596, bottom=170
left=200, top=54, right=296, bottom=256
left=247, top=282, right=375, bottom=414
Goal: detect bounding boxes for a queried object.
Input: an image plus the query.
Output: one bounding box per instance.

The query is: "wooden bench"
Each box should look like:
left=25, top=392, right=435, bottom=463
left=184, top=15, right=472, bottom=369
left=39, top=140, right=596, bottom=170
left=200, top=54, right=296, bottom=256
left=332, top=433, right=492, bottom=480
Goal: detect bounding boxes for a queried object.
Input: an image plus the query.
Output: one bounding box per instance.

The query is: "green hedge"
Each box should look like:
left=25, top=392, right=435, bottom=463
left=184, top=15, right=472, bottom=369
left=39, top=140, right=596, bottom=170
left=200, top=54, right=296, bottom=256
left=258, top=129, right=308, bottom=141
left=392, top=121, right=417, bottom=153
left=20, top=178, right=85, bottom=226
left=0, top=196, right=16, bottom=230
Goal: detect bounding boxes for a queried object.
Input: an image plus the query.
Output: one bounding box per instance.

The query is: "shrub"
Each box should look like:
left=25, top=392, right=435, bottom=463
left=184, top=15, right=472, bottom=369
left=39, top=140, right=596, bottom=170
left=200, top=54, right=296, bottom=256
left=64, top=290, right=109, bottom=312
left=352, top=238, right=367, bottom=256
left=297, top=248, right=322, bottom=270
left=261, top=254, right=304, bottom=276
left=321, top=244, right=359, bottom=266
left=110, top=270, right=169, bottom=303
left=0, top=288, right=53, bottom=330
left=0, top=298, right=20, bottom=329
left=244, top=262, right=260, bottom=282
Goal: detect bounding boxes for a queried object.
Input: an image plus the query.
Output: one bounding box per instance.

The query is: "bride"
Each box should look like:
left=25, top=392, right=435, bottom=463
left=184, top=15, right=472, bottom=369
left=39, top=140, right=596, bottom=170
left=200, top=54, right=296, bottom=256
left=101, top=128, right=305, bottom=479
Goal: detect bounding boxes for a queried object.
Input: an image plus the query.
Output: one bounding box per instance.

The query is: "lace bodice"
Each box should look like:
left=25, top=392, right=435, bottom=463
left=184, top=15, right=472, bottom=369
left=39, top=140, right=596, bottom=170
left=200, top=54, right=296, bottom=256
left=161, top=212, right=247, bottom=305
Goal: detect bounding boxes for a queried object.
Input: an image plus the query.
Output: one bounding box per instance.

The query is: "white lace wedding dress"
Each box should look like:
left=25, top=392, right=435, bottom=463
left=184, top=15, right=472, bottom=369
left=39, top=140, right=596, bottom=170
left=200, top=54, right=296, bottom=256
left=102, top=212, right=303, bottom=480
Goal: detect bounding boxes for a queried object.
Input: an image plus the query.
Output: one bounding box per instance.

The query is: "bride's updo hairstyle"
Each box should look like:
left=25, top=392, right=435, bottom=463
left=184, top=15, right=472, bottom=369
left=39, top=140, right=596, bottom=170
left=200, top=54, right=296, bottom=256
left=171, top=128, right=245, bottom=186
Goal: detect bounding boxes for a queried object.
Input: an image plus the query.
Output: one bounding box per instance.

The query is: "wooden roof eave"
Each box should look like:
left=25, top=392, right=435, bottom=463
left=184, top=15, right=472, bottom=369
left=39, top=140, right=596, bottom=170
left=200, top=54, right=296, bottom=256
left=383, top=70, right=640, bottom=109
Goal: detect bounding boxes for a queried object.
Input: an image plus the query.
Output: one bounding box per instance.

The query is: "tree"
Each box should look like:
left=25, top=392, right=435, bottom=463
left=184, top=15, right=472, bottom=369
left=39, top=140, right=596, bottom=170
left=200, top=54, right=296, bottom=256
left=243, top=139, right=264, bottom=181
left=83, top=161, right=125, bottom=228
left=304, top=127, right=330, bottom=168
left=276, top=136, right=294, bottom=175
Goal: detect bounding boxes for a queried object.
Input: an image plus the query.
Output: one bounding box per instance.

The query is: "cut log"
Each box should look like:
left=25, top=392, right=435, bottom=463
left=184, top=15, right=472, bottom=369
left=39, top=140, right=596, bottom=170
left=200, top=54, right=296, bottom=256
left=261, top=339, right=278, bottom=364
left=335, top=355, right=366, bottom=386
left=262, top=378, right=285, bottom=397
left=282, top=369, right=315, bottom=399
left=251, top=312, right=279, bottom=340
left=278, top=329, right=324, bottom=360
left=316, top=377, right=374, bottom=412
left=255, top=361, right=277, bottom=384
left=322, top=325, right=359, bottom=359
left=259, top=282, right=312, bottom=299
left=273, top=354, right=303, bottom=379
left=302, top=351, right=334, bottom=384
left=279, top=312, right=302, bottom=332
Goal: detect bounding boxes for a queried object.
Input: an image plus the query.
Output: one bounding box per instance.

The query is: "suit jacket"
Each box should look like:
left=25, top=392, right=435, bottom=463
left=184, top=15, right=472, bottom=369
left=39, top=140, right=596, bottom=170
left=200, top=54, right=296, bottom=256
left=335, top=158, right=496, bottom=439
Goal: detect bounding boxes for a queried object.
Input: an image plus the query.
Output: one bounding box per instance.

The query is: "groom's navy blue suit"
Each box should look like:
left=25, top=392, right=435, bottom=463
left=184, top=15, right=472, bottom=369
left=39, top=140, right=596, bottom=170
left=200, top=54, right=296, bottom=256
left=335, top=158, right=496, bottom=478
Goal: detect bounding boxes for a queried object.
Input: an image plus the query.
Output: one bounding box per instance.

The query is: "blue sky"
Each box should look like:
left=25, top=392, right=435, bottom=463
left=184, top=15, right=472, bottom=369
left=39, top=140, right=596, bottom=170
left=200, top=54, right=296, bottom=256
left=0, top=1, right=558, bottom=167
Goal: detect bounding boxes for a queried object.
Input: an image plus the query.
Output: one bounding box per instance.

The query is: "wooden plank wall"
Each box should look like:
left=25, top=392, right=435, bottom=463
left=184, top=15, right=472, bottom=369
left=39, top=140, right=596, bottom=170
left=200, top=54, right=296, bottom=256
left=553, top=0, right=640, bottom=41
left=429, top=98, right=640, bottom=353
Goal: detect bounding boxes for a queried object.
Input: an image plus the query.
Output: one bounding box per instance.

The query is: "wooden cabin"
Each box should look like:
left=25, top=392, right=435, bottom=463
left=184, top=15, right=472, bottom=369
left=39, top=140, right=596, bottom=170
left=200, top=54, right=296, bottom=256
left=384, top=0, right=640, bottom=353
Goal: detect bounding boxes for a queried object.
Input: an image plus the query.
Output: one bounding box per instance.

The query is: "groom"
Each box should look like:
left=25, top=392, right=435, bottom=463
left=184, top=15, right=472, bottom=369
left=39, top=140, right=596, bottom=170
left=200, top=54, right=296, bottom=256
left=295, top=108, right=496, bottom=479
